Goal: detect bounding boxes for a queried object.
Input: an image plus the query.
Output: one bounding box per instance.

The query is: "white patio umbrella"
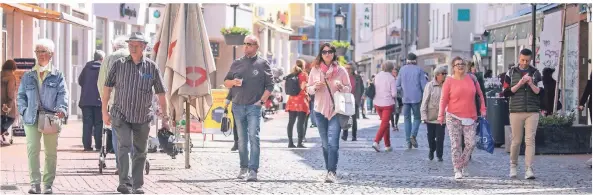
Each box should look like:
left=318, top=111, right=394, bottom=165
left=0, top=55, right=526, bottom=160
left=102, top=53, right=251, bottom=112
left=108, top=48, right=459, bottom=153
left=151, top=3, right=216, bottom=168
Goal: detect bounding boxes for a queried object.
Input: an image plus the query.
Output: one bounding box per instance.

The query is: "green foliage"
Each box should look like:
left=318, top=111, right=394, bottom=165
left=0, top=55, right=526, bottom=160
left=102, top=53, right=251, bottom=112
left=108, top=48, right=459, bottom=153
left=221, top=27, right=251, bottom=36
left=337, top=56, right=348, bottom=66
left=538, top=111, right=576, bottom=128
left=331, top=40, right=350, bottom=49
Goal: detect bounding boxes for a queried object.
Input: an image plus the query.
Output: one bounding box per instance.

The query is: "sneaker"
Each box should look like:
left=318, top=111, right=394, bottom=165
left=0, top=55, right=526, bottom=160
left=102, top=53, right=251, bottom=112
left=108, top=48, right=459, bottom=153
left=462, top=167, right=469, bottom=177
left=525, top=167, right=535, bottom=180
left=437, top=157, right=443, bottom=162
left=385, top=147, right=393, bottom=152
left=428, top=152, right=434, bottom=161
left=133, top=188, right=145, bottom=194
left=116, top=184, right=132, bottom=194
left=288, top=143, right=296, bottom=148
left=43, top=186, right=52, bottom=194
left=410, top=136, right=418, bottom=148
left=372, top=142, right=380, bottom=152
left=509, top=164, right=518, bottom=178
left=326, top=172, right=338, bottom=183
left=586, top=158, right=592, bottom=167
left=28, top=184, right=40, bottom=194
left=351, top=137, right=357, bottom=141
left=230, top=143, right=238, bottom=151
left=237, top=168, right=248, bottom=179
left=246, top=170, right=258, bottom=182
left=297, top=144, right=306, bottom=148
left=454, top=171, right=463, bottom=179
left=407, top=142, right=412, bottom=149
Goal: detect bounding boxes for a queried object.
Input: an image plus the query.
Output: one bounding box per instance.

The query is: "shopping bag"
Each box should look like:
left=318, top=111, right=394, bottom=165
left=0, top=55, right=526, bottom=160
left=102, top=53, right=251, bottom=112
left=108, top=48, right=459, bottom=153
left=475, top=117, right=495, bottom=154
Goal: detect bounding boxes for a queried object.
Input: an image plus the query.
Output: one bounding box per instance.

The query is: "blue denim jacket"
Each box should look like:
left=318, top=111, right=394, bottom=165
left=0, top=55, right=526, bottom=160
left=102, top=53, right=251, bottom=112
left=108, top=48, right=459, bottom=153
left=17, top=69, right=68, bottom=125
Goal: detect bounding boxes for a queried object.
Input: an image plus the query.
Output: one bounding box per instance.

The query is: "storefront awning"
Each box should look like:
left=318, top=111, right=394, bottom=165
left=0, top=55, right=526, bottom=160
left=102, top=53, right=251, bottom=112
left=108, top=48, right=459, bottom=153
left=257, top=20, right=293, bottom=35
left=363, top=43, right=400, bottom=55
left=1, top=3, right=94, bottom=30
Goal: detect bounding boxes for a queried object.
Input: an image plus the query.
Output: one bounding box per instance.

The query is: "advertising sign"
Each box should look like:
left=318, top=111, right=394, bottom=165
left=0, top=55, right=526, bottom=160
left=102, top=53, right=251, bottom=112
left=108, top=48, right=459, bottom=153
left=202, top=89, right=234, bottom=134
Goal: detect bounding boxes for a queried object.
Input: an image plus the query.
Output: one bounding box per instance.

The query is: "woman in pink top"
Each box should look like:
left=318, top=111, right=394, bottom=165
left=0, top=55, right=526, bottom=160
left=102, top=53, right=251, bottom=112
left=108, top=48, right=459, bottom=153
left=306, top=43, right=351, bottom=183
left=371, top=61, right=397, bottom=152
left=438, top=56, right=486, bottom=179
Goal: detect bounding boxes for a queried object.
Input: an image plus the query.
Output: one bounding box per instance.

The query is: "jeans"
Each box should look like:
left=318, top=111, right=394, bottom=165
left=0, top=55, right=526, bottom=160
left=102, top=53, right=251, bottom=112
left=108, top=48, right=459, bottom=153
left=315, top=112, right=341, bottom=173
left=111, top=117, right=150, bottom=188
left=82, top=106, right=103, bottom=150
left=24, top=123, right=58, bottom=186
left=374, top=105, right=393, bottom=147
left=342, top=105, right=358, bottom=139
left=426, top=123, right=446, bottom=158
left=402, top=103, right=421, bottom=144
left=287, top=111, right=306, bottom=144
left=232, top=104, right=262, bottom=171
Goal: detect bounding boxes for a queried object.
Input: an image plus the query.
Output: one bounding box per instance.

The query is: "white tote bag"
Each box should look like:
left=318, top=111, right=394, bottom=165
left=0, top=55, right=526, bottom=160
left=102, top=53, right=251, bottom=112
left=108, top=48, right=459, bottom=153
left=332, top=91, right=356, bottom=116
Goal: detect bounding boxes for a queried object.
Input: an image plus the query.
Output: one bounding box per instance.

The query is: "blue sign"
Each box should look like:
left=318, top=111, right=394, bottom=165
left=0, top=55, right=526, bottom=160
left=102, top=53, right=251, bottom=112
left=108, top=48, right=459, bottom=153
left=458, top=9, right=470, bottom=22
left=473, top=42, right=488, bottom=56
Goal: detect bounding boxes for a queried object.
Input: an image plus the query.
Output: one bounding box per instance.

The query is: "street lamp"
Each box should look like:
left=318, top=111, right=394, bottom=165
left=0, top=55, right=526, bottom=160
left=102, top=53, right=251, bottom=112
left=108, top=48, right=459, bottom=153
left=334, top=7, right=345, bottom=41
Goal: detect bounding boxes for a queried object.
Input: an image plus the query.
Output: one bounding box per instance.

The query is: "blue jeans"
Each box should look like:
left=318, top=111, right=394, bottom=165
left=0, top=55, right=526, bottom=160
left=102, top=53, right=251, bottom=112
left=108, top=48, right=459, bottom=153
left=112, top=127, right=135, bottom=165
left=402, top=103, right=421, bottom=144
left=315, top=112, right=341, bottom=172
left=232, top=104, right=262, bottom=171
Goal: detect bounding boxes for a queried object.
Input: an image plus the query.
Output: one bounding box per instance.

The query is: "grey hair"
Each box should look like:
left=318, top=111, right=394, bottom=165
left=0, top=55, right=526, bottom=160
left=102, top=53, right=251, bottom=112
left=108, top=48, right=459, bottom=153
left=244, top=35, right=260, bottom=46
left=433, top=65, right=448, bottom=78
left=112, top=35, right=129, bottom=50
left=381, top=60, right=396, bottom=72
left=94, top=50, right=105, bottom=61
left=35, top=39, right=55, bottom=53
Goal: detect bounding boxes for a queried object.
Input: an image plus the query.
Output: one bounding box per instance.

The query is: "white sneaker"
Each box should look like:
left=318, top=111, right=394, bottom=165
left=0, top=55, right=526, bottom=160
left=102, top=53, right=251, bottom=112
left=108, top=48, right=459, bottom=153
left=525, top=167, right=535, bottom=180
left=237, top=168, right=248, bottom=179
left=372, top=142, right=380, bottom=152
left=462, top=167, right=469, bottom=177
left=325, top=172, right=338, bottom=183
left=454, top=171, right=463, bottom=179
left=246, top=170, right=258, bottom=182
left=384, top=147, right=393, bottom=152
left=509, top=165, right=517, bottom=178
left=586, top=158, right=592, bottom=167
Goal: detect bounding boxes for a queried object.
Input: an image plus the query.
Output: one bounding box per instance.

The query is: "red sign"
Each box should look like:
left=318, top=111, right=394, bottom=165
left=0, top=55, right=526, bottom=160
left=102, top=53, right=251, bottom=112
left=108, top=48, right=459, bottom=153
left=277, top=11, right=288, bottom=26
left=289, top=35, right=308, bottom=41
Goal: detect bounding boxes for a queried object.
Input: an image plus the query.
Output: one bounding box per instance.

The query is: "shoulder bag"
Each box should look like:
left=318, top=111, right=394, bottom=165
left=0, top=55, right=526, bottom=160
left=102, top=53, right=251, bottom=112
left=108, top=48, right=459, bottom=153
left=36, top=76, right=62, bottom=134
left=323, top=75, right=355, bottom=130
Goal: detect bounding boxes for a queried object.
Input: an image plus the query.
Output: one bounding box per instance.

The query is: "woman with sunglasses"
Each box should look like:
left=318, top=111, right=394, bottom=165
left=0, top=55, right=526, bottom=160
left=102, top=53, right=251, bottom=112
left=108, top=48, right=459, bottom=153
left=438, top=57, right=486, bottom=179
left=306, top=43, right=351, bottom=183
left=420, top=65, right=448, bottom=162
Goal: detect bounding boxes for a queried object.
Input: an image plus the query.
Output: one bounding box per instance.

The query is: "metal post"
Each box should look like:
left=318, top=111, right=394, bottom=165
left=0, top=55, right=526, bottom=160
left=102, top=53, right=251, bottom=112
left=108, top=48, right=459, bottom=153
left=553, top=4, right=568, bottom=114
left=337, top=27, right=341, bottom=41
left=531, top=4, right=537, bottom=66
left=184, top=100, right=190, bottom=169
left=232, top=4, right=238, bottom=60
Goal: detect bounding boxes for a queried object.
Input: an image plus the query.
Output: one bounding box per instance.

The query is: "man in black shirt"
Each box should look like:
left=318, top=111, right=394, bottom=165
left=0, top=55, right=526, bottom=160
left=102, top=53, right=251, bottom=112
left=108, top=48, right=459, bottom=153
left=223, top=35, right=273, bottom=182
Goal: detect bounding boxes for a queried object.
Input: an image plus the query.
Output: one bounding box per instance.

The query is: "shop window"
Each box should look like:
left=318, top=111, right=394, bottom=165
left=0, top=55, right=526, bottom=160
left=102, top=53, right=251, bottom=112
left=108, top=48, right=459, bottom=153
left=95, top=17, right=106, bottom=51
left=113, top=21, right=126, bottom=39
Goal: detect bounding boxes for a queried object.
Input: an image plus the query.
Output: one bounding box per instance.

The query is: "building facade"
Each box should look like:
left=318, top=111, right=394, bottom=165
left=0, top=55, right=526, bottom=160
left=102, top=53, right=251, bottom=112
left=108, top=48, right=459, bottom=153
left=252, top=4, right=293, bottom=75
left=1, top=3, right=94, bottom=117
left=289, top=3, right=315, bottom=67
left=298, top=4, right=353, bottom=63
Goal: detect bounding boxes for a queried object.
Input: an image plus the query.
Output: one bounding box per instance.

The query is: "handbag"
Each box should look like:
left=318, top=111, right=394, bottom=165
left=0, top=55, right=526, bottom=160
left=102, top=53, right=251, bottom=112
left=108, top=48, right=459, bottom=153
left=323, top=76, right=355, bottom=130
left=35, top=81, right=61, bottom=134
left=469, top=74, right=481, bottom=117
left=220, top=105, right=233, bottom=137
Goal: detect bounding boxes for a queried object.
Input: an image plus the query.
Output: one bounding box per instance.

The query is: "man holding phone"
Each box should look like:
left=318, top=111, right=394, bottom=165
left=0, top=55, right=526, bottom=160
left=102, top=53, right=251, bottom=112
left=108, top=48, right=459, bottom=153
left=223, top=35, right=274, bottom=182
left=502, top=48, right=542, bottom=180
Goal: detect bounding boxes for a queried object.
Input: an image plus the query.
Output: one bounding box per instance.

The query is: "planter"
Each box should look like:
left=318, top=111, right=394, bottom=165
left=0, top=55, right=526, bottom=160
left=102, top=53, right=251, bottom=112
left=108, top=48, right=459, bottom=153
left=223, top=34, right=246, bottom=46
left=505, top=125, right=592, bottom=155
left=336, top=47, right=347, bottom=56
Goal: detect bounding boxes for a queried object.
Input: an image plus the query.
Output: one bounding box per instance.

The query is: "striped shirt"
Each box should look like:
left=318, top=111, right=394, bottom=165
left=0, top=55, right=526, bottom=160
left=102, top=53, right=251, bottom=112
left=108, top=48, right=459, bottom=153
left=105, top=56, right=166, bottom=123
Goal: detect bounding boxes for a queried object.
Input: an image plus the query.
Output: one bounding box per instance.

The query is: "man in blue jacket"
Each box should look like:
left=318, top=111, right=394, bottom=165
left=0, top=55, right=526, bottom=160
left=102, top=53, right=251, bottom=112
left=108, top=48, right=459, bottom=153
left=395, top=53, right=428, bottom=149
left=78, top=50, right=105, bottom=151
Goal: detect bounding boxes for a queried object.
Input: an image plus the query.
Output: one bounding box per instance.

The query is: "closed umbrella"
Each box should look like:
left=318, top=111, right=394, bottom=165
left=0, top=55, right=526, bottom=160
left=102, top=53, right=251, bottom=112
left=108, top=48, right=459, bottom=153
left=151, top=3, right=215, bottom=169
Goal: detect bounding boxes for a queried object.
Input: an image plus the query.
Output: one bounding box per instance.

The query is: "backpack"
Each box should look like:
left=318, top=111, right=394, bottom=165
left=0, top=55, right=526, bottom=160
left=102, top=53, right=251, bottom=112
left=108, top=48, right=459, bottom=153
left=365, top=83, right=376, bottom=99
left=284, top=73, right=301, bottom=96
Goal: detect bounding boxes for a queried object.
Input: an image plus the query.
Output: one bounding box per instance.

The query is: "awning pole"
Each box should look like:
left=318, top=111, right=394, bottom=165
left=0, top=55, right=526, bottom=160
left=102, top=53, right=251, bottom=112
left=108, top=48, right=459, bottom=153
left=184, top=99, right=191, bottom=169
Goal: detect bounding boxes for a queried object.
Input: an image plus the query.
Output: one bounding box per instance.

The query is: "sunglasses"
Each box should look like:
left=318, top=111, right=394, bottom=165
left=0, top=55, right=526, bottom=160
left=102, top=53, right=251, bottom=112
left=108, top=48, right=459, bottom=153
left=455, top=63, right=466, bottom=67
left=243, top=42, right=257, bottom=47
left=321, top=50, right=335, bottom=55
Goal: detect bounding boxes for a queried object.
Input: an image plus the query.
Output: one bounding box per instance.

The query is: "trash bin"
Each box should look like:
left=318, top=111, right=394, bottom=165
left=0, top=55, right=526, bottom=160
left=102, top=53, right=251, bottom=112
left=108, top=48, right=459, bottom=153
left=486, top=97, right=509, bottom=147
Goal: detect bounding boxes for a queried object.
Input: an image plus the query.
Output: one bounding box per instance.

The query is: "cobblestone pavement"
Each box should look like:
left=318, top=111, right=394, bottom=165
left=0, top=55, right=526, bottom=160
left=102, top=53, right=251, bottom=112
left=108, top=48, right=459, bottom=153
left=1, top=112, right=591, bottom=194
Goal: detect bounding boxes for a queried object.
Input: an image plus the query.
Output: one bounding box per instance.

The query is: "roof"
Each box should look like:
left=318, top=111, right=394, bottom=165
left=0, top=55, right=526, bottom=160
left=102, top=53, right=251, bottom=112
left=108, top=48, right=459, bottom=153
left=498, top=4, right=558, bottom=22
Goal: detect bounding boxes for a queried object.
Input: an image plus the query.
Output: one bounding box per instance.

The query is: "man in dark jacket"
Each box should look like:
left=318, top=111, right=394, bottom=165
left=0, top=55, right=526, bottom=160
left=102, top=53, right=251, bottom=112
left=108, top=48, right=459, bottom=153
left=78, top=50, right=105, bottom=151
left=502, top=49, right=542, bottom=180
left=341, top=62, right=364, bottom=141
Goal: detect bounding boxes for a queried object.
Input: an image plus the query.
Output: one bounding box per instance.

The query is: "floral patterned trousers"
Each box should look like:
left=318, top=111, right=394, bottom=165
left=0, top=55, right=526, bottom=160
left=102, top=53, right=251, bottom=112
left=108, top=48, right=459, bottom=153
left=446, top=114, right=477, bottom=171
